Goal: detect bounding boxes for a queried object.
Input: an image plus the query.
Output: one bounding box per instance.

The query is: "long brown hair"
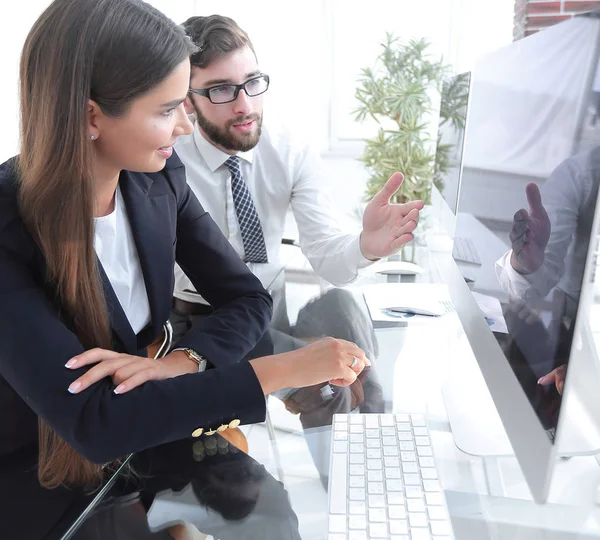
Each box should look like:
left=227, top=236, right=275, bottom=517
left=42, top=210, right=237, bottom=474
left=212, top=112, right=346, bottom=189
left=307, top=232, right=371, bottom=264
left=18, top=0, right=195, bottom=489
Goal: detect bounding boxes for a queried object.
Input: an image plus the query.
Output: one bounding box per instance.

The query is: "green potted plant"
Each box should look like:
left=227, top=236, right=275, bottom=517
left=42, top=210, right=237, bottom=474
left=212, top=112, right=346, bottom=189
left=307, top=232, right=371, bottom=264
left=354, top=34, right=468, bottom=260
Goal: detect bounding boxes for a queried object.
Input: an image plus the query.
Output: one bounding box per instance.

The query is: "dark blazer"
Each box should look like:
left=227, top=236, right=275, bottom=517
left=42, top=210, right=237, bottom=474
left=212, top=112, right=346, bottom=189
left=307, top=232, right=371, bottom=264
left=0, top=151, right=272, bottom=539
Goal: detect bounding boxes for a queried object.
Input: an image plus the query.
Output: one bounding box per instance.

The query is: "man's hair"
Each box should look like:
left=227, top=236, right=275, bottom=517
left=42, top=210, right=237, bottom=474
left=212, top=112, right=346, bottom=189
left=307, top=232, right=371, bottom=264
left=182, top=15, right=255, bottom=69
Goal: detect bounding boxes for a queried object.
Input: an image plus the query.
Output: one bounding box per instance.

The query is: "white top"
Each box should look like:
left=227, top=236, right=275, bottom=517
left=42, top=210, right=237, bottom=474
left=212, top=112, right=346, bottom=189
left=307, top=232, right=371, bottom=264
left=94, top=185, right=151, bottom=334
left=173, top=121, right=373, bottom=303
left=495, top=147, right=600, bottom=304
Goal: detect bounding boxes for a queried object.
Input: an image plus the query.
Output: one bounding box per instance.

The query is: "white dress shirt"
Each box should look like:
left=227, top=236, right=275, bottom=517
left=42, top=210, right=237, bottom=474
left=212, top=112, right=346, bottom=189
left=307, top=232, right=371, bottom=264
left=173, top=121, right=373, bottom=303
left=495, top=147, right=600, bottom=304
left=94, top=185, right=151, bottom=334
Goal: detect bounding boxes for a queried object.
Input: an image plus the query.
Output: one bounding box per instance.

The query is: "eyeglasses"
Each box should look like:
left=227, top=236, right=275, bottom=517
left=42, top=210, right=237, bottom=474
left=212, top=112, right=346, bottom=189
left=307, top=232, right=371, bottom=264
left=189, top=74, right=270, bottom=104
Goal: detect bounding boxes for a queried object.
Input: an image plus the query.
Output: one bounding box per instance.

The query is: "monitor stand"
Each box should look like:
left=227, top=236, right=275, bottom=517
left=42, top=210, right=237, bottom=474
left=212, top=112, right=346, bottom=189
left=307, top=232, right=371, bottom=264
left=442, top=322, right=600, bottom=458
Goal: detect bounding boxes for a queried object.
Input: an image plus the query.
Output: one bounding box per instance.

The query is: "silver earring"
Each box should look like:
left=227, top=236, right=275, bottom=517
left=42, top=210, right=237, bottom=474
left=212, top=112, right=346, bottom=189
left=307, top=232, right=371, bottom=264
left=90, top=135, right=96, bottom=141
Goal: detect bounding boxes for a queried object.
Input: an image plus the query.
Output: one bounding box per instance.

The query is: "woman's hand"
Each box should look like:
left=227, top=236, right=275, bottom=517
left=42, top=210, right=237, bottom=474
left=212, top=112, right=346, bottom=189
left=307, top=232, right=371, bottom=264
left=250, top=337, right=370, bottom=396
left=65, top=348, right=198, bottom=395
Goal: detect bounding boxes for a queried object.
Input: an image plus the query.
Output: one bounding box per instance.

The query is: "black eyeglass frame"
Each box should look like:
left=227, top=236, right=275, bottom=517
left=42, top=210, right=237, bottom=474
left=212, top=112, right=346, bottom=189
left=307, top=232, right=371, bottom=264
left=188, top=74, right=270, bottom=104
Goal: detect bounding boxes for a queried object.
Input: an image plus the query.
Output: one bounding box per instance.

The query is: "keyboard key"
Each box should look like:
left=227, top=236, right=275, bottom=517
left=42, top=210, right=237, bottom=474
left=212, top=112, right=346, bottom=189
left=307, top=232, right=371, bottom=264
left=333, top=440, right=348, bottom=453
left=368, top=481, right=384, bottom=494
left=380, top=414, right=394, bottom=426
left=419, top=457, right=436, bottom=468
left=381, top=426, right=395, bottom=436
left=395, top=414, right=410, bottom=422
left=350, top=433, right=364, bottom=443
left=402, top=462, right=418, bottom=474
left=409, top=512, right=428, bottom=527
left=348, top=531, right=368, bottom=540
left=369, top=508, right=387, bottom=522
left=349, top=488, right=366, bottom=501
left=388, top=505, right=407, bottom=519
left=350, top=464, right=365, bottom=475
left=349, top=515, right=367, bottom=529
left=334, top=414, right=348, bottom=425
left=329, top=515, right=347, bottom=533
left=365, top=415, right=379, bottom=428
left=411, top=415, right=426, bottom=427
left=400, top=441, right=415, bottom=451
left=350, top=454, right=364, bottom=464
left=350, top=425, right=364, bottom=434
left=421, top=468, right=438, bottom=480
left=389, top=519, right=409, bottom=534
left=406, top=485, right=424, bottom=498
left=431, top=521, right=452, bottom=536
left=368, top=470, right=383, bottom=482
left=385, top=467, right=401, bottom=479
left=369, top=523, right=388, bottom=538
left=428, top=506, right=447, bottom=520
left=350, top=443, right=365, bottom=454
left=407, top=498, right=426, bottom=512
left=425, top=492, right=444, bottom=506
left=398, top=432, right=413, bottom=441
left=410, top=530, right=432, bottom=540
left=384, top=446, right=399, bottom=456
left=397, top=422, right=411, bottom=432
left=366, top=428, right=379, bottom=439
left=367, top=459, right=382, bottom=470
left=367, top=439, right=380, bottom=448
left=329, top=452, right=347, bottom=514
left=404, top=473, right=421, bottom=486
left=382, top=436, right=397, bottom=446
left=367, top=448, right=382, bottom=459
left=368, top=494, right=386, bottom=508
left=414, top=427, right=428, bottom=436
left=401, top=451, right=416, bottom=462
left=384, top=456, right=400, bottom=468
left=334, top=431, right=348, bottom=440
left=424, top=480, right=441, bottom=492
left=388, top=492, right=405, bottom=505
left=349, top=500, right=366, bottom=514
left=386, top=479, right=404, bottom=491
left=328, top=534, right=345, bottom=540
left=417, top=446, right=433, bottom=457
left=349, top=415, right=363, bottom=424
left=415, top=436, right=431, bottom=446
left=349, top=476, right=365, bottom=488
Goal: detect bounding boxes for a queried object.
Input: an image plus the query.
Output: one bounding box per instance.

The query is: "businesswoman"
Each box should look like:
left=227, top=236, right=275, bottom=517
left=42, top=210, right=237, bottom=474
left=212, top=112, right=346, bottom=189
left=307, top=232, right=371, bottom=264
left=0, top=0, right=367, bottom=537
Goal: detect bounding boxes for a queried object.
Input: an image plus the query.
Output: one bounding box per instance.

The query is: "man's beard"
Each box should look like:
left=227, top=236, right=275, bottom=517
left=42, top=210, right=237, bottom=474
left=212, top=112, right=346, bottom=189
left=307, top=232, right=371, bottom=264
left=192, top=102, right=262, bottom=152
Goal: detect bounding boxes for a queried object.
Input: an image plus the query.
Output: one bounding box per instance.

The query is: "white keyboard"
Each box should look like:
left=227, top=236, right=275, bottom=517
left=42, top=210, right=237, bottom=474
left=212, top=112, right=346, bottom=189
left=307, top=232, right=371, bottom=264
left=452, top=236, right=481, bottom=266
left=327, top=413, right=454, bottom=540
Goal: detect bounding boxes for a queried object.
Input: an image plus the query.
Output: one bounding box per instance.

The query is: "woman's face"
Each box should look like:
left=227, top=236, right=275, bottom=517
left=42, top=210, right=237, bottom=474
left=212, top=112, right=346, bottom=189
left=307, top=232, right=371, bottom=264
left=91, top=59, right=194, bottom=174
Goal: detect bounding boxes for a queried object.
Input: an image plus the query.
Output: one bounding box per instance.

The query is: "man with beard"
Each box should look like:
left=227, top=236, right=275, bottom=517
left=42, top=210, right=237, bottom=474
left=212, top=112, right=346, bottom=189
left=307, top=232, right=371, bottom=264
left=170, top=15, right=421, bottom=429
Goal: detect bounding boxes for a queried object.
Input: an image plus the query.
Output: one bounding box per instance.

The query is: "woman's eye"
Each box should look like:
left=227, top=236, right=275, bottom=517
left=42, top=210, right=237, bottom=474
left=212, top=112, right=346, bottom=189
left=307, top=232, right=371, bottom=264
left=161, top=108, right=175, bottom=117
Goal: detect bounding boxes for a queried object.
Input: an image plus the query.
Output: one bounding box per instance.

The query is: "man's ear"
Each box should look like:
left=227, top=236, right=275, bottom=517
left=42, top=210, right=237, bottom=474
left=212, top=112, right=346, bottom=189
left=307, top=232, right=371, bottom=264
left=184, top=96, right=195, bottom=116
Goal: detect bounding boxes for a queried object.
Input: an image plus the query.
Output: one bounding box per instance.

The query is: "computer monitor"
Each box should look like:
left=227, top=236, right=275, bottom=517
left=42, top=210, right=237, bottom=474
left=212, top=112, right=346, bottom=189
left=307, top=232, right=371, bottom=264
left=446, top=14, right=600, bottom=503
left=434, top=72, right=471, bottom=216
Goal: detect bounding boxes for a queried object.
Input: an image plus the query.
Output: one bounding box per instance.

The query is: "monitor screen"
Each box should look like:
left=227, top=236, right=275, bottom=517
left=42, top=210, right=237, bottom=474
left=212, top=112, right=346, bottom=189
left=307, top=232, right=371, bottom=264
left=453, top=19, right=600, bottom=440
left=434, top=72, right=471, bottom=215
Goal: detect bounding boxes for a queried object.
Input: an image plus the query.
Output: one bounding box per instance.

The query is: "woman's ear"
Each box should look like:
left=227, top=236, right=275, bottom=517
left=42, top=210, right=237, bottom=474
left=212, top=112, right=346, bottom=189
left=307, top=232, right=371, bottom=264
left=87, top=99, right=102, bottom=140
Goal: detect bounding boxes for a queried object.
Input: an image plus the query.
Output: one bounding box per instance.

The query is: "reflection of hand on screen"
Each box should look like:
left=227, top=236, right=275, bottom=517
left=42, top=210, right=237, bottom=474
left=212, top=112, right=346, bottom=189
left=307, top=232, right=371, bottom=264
left=538, top=364, right=567, bottom=395
left=510, top=183, right=551, bottom=275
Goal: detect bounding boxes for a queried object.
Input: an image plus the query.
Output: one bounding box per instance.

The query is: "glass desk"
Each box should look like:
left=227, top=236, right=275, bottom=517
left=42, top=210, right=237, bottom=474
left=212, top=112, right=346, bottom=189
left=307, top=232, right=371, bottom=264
left=53, top=243, right=600, bottom=540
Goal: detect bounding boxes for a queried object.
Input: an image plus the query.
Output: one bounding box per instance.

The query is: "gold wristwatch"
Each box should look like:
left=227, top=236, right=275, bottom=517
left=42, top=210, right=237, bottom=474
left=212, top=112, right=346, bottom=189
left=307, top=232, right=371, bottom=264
left=174, top=348, right=207, bottom=372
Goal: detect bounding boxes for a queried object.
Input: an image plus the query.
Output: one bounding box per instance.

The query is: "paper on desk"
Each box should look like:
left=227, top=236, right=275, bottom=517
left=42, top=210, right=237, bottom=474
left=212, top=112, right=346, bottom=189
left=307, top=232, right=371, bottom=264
left=471, top=291, right=508, bottom=333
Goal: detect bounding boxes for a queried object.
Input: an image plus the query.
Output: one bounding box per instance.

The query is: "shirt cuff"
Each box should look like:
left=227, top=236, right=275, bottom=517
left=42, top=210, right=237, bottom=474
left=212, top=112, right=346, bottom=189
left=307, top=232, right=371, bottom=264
left=346, top=234, right=377, bottom=271
left=496, top=250, right=537, bottom=299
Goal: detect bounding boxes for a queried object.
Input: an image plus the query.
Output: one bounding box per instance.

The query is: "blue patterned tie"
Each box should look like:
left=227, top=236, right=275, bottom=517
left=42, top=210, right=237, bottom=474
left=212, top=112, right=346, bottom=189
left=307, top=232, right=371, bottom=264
left=224, top=156, right=268, bottom=263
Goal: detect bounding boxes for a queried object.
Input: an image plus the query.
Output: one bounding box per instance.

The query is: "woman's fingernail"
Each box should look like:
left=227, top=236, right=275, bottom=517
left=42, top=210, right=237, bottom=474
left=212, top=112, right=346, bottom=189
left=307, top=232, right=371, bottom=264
left=65, top=358, right=78, bottom=368
left=114, top=385, right=125, bottom=394
left=68, top=381, right=82, bottom=394
left=365, top=357, right=372, bottom=366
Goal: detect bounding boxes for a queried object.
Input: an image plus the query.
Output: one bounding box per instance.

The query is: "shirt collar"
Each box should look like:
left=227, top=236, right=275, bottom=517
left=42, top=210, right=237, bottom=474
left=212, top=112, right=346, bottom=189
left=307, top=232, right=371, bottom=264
left=192, top=122, right=254, bottom=172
